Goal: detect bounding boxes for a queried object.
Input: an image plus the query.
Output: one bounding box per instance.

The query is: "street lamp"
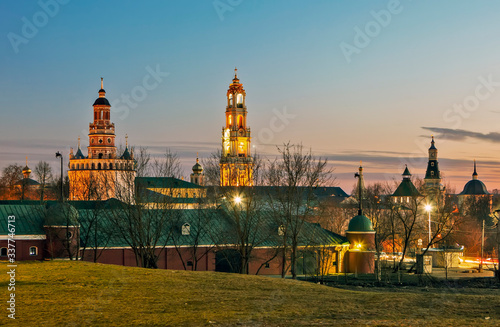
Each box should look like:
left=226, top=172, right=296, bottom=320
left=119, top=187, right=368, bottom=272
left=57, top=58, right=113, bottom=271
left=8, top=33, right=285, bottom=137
left=55, top=151, right=63, bottom=202
left=425, top=204, right=432, bottom=247
left=234, top=196, right=242, bottom=205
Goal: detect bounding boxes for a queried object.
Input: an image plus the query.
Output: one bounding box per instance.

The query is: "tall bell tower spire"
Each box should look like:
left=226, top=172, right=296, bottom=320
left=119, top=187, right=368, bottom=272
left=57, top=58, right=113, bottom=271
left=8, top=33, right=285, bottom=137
left=423, top=135, right=444, bottom=203
left=220, top=68, right=253, bottom=186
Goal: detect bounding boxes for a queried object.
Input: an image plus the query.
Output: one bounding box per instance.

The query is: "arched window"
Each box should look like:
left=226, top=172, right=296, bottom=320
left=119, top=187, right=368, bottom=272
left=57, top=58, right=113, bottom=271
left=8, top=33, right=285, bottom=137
left=182, top=223, right=191, bottom=236
left=29, top=246, right=38, bottom=256
left=98, top=163, right=101, bottom=170
left=236, top=93, right=243, bottom=106
left=109, top=163, right=113, bottom=170
left=238, top=115, right=243, bottom=128
left=228, top=115, right=232, bottom=125
left=98, top=153, right=103, bottom=159
left=229, top=94, right=233, bottom=106
left=91, top=163, right=95, bottom=170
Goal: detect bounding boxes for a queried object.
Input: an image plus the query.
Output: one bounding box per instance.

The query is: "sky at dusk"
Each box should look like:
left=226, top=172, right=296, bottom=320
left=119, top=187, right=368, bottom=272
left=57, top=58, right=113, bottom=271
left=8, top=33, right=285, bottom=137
left=2, top=0, right=500, bottom=193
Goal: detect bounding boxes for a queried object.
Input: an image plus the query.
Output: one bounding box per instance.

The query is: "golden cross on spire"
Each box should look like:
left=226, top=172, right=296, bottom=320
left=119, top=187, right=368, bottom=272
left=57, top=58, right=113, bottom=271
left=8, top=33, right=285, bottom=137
left=234, top=67, right=237, bottom=77
left=101, top=77, right=103, bottom=89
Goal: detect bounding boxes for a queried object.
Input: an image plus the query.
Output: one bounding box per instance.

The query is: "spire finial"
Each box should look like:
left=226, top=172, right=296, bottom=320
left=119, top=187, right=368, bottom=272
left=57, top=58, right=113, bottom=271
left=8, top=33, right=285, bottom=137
left=78, top=136, right=81, bottom=148
left=101, top=77, right=103, bottom=89
left=196, top=152, right=199, bottom=163
left=354, top=166, right=363, bottom=216
left=25, top=156, right=28, bottom=166
left=234, top=67, right=237, bottom=77
left=473, top=159, right=478, bottom=179
left=125, top=134, right=128, bottom=148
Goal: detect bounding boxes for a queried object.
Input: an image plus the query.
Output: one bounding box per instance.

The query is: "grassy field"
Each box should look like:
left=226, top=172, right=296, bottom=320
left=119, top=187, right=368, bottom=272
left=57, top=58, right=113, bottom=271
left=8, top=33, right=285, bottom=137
left=1, top=261, right=499, bottom=326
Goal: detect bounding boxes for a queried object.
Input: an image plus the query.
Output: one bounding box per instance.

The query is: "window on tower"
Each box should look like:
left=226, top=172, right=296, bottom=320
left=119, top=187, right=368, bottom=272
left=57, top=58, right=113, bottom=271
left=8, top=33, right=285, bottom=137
left=229, top=94, right=233, bottom=106
left=236, top=94, right=243, bottom=107
left=228, top=115, right=232, bottom=125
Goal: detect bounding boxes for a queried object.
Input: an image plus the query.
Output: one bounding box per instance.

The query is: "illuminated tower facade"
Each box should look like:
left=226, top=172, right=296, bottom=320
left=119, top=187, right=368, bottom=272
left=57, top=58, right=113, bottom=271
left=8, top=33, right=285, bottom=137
left=68, top=78, right=136, bottom=201
left=220, top=69, right=253, bottom=186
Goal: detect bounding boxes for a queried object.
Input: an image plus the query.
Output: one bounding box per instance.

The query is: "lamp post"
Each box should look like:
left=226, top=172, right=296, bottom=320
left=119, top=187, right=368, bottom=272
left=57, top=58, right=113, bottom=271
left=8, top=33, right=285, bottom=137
left=55, top=151, right=63, bottom=202
left=425, top=204, right=432, bottom=248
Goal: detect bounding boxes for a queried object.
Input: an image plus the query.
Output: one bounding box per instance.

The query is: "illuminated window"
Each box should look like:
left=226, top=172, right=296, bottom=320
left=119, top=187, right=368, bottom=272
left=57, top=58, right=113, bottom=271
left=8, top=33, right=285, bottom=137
left=238, top=115, right=243, bottom=127
left=182, top=223, right=191, bottom=236
left=237, top=93, right=243, bottom=104
left=228, top=115, right=232, bottom=125
left=29, top=246, right=37, bottom=256
left=278, top=225, right=285, bottom=236
left=229, top=94, right=233, bottom=106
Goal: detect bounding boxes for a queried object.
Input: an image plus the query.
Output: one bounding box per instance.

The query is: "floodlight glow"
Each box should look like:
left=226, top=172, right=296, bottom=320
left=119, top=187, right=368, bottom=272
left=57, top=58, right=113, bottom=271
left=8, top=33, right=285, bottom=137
left=234, top=196, right=242, bottom=204
left=424, top=204, right=432, bottom=212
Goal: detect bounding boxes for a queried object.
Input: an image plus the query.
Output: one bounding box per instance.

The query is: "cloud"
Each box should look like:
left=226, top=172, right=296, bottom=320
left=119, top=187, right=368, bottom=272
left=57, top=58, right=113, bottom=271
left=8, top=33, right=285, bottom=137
left=421, top=127, right=500, bottom=142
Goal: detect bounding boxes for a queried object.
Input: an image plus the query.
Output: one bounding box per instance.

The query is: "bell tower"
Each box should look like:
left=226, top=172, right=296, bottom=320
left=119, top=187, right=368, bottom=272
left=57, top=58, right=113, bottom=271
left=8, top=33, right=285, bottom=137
left=88, top=78, right=116, bottom=160
left=423, top=136, right=444, bottom=203
left=220, top=68, right=253, bottom=186
left=68, top=78, right=136, bottom=201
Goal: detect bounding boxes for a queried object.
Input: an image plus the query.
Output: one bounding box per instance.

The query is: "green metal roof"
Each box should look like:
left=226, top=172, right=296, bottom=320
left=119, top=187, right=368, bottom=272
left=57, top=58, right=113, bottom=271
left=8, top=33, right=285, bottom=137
left=392, top=179, right=421, bottom=197
left=347, top=214, right=374, bottom=232
left=45, top=203, right=79, bottom=226
left=0, top=204, right=45, bottom=236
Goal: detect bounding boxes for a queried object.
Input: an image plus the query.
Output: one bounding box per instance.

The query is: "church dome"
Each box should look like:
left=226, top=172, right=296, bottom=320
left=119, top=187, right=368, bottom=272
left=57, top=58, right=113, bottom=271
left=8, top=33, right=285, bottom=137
left=460, top=180, right=488, bottom=195
left=93, top=97, right=110, bottom=106
left=192, top=157, right=203, bottom=173
left=347, top=214, right=374, bottom=232
left=460, top=160, right=489, bottom=195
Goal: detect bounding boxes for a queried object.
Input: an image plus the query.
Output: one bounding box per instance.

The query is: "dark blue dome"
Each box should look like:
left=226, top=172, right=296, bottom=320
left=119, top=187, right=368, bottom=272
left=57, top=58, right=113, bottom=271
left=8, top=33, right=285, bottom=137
left=460, top=179, right=488, bottom=195
left=93, top=97, right=110, bottom=106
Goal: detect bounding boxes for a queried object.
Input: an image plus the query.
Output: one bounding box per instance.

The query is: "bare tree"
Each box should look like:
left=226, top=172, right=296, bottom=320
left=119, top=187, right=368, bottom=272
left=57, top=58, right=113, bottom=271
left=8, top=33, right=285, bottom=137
left=265, top=143, right=331, bottom=279
left=108, top=148, right=181, bottom=269
left=0, top=164, right=23, bottom=199
left=152, top=148, right=184, bottom=179
left=34, top=161, right=53, bottom=201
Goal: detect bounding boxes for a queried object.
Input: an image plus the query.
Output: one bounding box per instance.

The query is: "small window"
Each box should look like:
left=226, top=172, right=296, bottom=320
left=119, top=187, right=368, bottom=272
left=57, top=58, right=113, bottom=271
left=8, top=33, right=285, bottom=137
left=278, top=225, right=285, bottom=236
left=431, top=171, right=434, bottom=177
left=108, top=138, right=111, bottom=143
left=29, top=246, right=37, bottom=256
left=182, top=223, right=191, bottom=236
left=265, top=262, right=270, bottom=269
left=431, top=162, right=434, bottom=167
left=187, top=261, right=193, bottom=267
left=0, top=248, right=7, bottom=256
left=67, top=232, right=72, bottom=239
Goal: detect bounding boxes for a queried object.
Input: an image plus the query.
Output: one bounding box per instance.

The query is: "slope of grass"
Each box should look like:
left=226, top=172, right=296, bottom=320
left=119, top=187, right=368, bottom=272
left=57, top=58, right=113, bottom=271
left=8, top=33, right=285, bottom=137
left=1, top=261, right=499, bottom=326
